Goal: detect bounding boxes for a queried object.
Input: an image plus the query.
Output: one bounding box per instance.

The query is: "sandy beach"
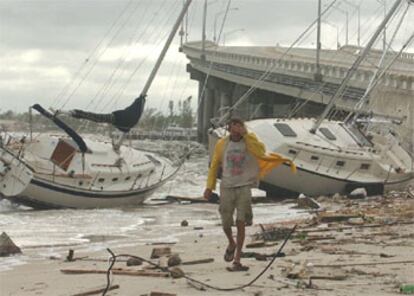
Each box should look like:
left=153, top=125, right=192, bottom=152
left=1, top=190, right=413, bottom=296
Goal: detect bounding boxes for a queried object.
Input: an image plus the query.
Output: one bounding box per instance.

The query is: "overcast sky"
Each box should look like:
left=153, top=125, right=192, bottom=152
left=0, top=0, right=413, bottom=115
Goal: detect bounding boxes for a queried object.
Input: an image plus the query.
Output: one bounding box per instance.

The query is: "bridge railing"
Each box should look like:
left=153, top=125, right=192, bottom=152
left=182, top=44, right=414, bottom=91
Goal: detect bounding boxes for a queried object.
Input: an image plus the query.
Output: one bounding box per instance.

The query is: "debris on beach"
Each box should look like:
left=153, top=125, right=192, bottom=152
left=167, top=254, right=182, bottom=267
left=0, top=232, right=21, bottom=257
left=55, top=188, right=413, bottom=295
left=348, top=187, right=368, bottom=199
left=151, top=247, right=171, bottom=259
left=297, top=194, right=321, bottom=209
left=127, top=257, right=143, bottom=266
left=149, top=292, right=177, bottom=296
left=169, top=267, right=185, bottom=279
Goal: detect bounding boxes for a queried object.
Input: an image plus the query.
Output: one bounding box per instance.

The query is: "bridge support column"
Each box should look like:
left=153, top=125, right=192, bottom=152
left=219, top=91, right=231, bottom=117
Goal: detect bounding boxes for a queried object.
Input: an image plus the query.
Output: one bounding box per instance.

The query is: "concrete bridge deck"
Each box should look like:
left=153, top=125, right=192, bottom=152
left=181, top=41, right=414, bottom=144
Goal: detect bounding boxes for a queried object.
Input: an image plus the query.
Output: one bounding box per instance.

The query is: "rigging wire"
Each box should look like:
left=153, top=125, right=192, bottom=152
left=74, top=0, right=177, bottom=133
left=287, top=2, right=407, bottom=119
left=101, top=0, right=181, bottom=109
left=211, top=0, right=340, bottom=126
left=84, top=0, right=154, bottom=111
left=106, top=0, right=181, bottom=108
left=347, top=2, right=411, bottom=122
left=51, top=0, right=135, bottom=109
left=77, top=1, right=177, bottom=122
left=58, top=1, right=143, bottom=110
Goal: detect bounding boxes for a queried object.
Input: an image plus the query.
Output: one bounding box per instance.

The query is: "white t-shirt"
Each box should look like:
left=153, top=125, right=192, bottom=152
left=221, top=139, right=259, bottom=188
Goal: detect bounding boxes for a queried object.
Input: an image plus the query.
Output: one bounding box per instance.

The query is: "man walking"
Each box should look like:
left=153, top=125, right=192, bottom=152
left=203, top=118, right=296, bottom=271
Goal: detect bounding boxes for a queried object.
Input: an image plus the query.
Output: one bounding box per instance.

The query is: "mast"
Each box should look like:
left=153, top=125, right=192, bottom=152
left=141, top=0, right=192, bottom=97
left=114, top=0, right=192, bottom=150
left=315, top=0, right=322, bottom=82
left=310, top=0, right=403, bottom=134
left=201, top=0, right=207, bottom=60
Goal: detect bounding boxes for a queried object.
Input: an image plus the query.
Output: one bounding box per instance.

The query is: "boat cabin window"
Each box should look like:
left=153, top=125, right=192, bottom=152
left=125, top=176, right=131, bottom=181
left=319, top=128, right=336, bottom=141
left=340, top=123, right=373, bottom=147
left=112, top=177, right=118, bottom=182
left=288, top=149, right=297, bottom=155
left=360, top=163, right=370, bottom=170
left=274, top=123, right=297, bottom=137
left=310, top=155, right=319, bottom=161
left=336, top=161, right=345, bottom=167
left=98, top=178, right=105, bottom=183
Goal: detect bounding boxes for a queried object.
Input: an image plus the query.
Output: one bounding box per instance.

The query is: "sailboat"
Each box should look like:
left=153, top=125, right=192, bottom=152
left=0, top=0, right=193, bottom=208
left=208, top=0, right=414, bottom=197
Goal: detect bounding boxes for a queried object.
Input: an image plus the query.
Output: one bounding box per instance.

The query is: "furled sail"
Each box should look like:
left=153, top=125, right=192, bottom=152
left=32, top=104, right=88, bottom=153
left=70, top=95, right=146, bottom=133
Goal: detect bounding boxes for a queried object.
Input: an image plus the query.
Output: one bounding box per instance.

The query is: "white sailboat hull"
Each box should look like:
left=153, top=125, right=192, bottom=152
left=12, top=178, right=160, bottom=208
left=1, top=134, right=179, bottom=208
left=209, top=118, right=414, bottom=197
left=261, top=162, right=413, bottom=197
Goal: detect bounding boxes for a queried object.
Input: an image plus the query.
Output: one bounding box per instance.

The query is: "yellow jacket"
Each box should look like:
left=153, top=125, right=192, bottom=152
left=206, top=132, right=296, bottom=190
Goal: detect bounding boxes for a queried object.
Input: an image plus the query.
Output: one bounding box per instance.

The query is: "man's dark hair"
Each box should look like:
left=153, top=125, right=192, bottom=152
left=228, top=117, right=244, bottom=126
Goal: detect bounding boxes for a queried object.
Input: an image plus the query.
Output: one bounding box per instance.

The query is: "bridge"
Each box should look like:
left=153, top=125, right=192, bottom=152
left=181, top=41, right=414, bottom=144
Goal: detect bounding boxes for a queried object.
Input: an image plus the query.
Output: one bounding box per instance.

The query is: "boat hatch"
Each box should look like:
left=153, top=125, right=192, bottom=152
left=50, top=139, right=76, bottom=171
left=319, top=127, right=336, bottom=140
left=274, top=123, right=297, bottom=137
left=340, top=123, right=373, bottom=147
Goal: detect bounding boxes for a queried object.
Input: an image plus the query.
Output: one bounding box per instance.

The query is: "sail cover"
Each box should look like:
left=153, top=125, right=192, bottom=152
left=32, top=104, right=88, bottom=153
left=70, top=95, right=146, bottom=133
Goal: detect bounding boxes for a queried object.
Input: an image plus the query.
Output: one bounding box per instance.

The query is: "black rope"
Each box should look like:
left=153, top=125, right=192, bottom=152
left=102, top=224, right=297, bottom=294
left=102, top=248, right=116, bottom=296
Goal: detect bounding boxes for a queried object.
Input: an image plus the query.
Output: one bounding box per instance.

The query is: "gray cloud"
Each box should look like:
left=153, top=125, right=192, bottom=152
left=0, top=0, right=413, bottom=114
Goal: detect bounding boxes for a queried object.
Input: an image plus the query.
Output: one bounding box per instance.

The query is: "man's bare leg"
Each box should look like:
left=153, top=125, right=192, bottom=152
left=233, top=220, right=245, bottom=264
left=223, top=226, right=236, bottom=250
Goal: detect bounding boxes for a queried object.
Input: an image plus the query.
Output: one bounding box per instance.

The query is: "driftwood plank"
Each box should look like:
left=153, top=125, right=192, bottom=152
left=182, top=258, right=214, bottom=265
left=71, top=285, right=119, bottom=296
left=313, top=260, right=414, bottom=268
left=61, top=268, right=169, bottom=277
left=150, top=292, right=177, bottom=296
left=310, top=275, right=348, bottom=281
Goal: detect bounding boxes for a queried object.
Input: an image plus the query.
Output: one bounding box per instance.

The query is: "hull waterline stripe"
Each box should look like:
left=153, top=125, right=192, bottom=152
left=281, top=163, right=414, bottom=185
left=30, top=178, right=160, bottom=199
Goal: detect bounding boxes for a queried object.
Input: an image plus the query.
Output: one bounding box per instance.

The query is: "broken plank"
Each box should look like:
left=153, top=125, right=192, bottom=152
left=150, top=292, right=177, bottom=296
left=61, top=269, right=169, bottom=277
left=72, top=285, right=119, bottom=296
left=310, top=275, right=348, bottom=281
left=182, top=258, right=214, bottom=265
left=313, top=260, right=414, bottom=268
left=246, top=240, right=265, bottom=248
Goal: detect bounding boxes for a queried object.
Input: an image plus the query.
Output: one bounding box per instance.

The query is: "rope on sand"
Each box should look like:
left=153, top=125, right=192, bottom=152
left=102, top=224, right=297, bottom=294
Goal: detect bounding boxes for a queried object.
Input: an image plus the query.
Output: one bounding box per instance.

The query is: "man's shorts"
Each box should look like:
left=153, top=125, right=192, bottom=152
left=219, top=185, right=253, bottom=229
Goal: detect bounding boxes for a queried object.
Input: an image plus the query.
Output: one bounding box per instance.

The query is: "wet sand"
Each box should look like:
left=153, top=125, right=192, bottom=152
left=1, top=193, right=413, bottom=296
